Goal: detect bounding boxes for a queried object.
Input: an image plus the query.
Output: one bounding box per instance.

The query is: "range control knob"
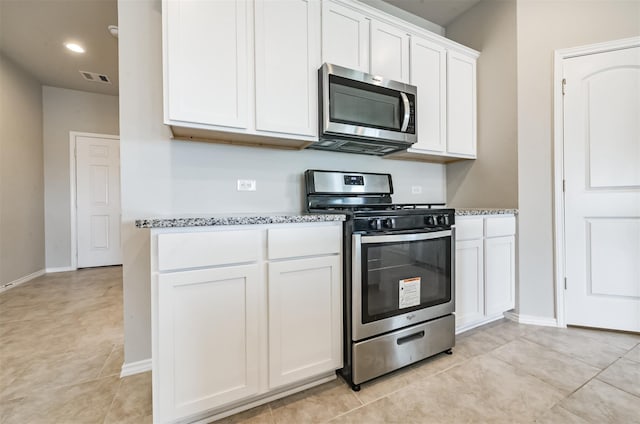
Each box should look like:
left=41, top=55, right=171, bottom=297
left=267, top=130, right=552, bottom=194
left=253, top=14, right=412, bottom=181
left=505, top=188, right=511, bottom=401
left=424, top=216, right=435, bottom=226
left=436, top=215, right=448, bottom=226
left=383, top=218, right=396, bottom=229
left=369, top=219, right=382, bottom=230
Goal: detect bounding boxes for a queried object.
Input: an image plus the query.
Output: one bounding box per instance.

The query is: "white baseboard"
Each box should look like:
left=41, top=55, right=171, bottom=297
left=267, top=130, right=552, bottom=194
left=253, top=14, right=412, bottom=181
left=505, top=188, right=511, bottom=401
left=455, top=314, right=505, bottom=335
left=504, top=311, right=558, bottom=327
left=45, top=266, right=76, bottom=273
left=0, top=269, right=45, bottom=294
left=120, top=358, right=152, bottom=378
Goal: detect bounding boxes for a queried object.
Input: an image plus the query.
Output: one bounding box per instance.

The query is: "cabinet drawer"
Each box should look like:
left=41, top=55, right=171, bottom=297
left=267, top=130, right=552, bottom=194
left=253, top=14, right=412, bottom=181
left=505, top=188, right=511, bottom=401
left=268, top=225, right=341, bottom=260
left=455, top=218, right=483, bottom=241
left=485, top=216, right=516, bottom=238
left=158, top=230, right=261, bottom=271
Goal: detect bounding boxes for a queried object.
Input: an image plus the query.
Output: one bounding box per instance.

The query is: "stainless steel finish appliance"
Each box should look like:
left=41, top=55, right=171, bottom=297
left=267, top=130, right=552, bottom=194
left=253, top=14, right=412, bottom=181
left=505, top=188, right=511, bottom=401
left=305, top=169, right=455, bottom=391
left=310, top=63, right=417, bottom=156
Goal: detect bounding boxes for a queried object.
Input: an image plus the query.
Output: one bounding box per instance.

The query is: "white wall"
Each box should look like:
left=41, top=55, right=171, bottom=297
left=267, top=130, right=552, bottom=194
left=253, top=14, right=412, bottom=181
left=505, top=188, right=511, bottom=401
left=445, top=0, right=518, bottom=208
left=42, top=86, right=119, bottom=270
left=0, top=54, right=45, bottom=285
left=517, top=0, right=640, bottom=318
left=118, top=0, right=446, bottom=363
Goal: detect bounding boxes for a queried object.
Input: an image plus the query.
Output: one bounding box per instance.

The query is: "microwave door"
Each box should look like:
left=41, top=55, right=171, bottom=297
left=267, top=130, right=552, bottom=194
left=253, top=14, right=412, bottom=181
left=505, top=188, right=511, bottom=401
left=329, top=76, right=402, bottom=131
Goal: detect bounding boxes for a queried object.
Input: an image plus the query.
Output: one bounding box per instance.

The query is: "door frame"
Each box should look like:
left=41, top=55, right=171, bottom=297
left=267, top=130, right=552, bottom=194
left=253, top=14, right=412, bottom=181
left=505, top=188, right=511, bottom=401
left=69, top=131, right=120, bottom=270
left=552, top=36, right=640, bottom=328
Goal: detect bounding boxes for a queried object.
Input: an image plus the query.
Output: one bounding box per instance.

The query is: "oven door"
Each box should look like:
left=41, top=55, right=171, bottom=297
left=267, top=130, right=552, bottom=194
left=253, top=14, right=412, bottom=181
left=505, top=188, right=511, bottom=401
left=352, top=229, right=455, bottom=341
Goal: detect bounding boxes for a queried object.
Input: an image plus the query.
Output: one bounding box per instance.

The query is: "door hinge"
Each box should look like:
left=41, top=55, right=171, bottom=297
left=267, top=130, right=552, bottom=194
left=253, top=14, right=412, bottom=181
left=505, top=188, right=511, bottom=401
left=562, top=179, right=566, bottom=192
left=564, top=277, right=567, bottom=290
left=562, top=78, right=566, bottom=95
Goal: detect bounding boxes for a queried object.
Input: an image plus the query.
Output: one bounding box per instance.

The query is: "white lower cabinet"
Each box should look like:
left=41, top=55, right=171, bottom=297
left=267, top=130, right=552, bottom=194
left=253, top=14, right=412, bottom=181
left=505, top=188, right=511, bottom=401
left=455, top=239, right=484, bottom=328
left=485, top=236, right=516, bottom=316
left=151, top=222, right=343, bottom=424
left=455, top=215, right=516, bottom=333
left=268, top=256, right=342, bottom=389
left=156, top=266, right=261, bottom=422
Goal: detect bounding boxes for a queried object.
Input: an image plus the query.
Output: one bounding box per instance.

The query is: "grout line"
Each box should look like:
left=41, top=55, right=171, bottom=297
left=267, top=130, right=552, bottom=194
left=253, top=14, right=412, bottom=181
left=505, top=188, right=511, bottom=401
left=520, top=333, right=610, bottom=371
left=102, top=376, right=125, bottom=424
left=593, top=356, right=640, bottom=399
left=96, top=343, right=117, bottom=378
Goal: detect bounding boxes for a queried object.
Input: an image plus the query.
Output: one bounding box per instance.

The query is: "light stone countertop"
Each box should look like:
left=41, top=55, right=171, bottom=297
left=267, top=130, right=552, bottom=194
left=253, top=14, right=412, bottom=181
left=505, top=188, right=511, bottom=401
left=135, top=213, right=346, bottom=228
left=455, top=208, right=518, bottom=216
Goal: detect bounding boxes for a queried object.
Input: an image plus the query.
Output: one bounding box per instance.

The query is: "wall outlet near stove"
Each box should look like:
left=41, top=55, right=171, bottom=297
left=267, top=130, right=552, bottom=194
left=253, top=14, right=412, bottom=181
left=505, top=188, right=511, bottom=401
left=411, top=185, right=423, bottom=194
left=237, top=179, right=257, bottom=191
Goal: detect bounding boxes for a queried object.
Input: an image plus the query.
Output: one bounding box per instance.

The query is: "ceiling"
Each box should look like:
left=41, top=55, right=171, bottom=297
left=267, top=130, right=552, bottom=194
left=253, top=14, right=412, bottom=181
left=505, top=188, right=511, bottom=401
left=0, top=0, right=119, bottom=96
left=0, top=0, right=477, bottom=98
left=382, top=0, right=481, bottom=27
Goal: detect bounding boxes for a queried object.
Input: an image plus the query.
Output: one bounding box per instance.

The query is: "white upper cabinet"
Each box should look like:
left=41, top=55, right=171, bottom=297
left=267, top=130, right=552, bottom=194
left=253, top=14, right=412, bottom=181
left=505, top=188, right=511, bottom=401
left=370, top=20, right=410, bottom=83
left=164, top=0, right=248, bottom=129
left=322, top=1, right=370, bottom=72
left=162, top=0, right=478, bottom=160
left=409, top=36, right=447, bottom=153
left=255, top=0, right=321, bottom=137
left=447, top=50, right=477, bottom=156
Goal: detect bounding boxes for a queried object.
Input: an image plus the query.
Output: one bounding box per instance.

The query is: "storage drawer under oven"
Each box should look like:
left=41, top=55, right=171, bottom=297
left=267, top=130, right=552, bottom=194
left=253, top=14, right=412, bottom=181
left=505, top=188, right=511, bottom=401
left=352, top=314, right=455, bottom=384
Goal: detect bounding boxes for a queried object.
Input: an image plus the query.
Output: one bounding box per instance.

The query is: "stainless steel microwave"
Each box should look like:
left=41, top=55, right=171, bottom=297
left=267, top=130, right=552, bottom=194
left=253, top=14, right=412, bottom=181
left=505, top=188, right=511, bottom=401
left=309, top=63, right=417, bottom=156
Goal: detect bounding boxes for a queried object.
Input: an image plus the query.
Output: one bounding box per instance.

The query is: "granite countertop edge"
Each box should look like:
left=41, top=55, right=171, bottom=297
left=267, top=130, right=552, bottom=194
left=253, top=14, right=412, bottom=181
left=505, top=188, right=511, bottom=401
left=135, top=214, right=347, bottom=228
left=455, top=208, right=519, bottom=216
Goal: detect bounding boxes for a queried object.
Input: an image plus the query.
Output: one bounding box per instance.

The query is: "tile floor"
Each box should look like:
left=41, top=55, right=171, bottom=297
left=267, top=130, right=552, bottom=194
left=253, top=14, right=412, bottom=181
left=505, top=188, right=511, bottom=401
left=1, top=268, right=639, bottom=423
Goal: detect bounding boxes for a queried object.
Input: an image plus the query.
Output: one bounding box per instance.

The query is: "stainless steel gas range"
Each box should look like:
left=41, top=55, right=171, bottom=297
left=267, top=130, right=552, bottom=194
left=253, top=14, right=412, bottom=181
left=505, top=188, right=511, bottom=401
left=305, top=169, right=455, bottom=391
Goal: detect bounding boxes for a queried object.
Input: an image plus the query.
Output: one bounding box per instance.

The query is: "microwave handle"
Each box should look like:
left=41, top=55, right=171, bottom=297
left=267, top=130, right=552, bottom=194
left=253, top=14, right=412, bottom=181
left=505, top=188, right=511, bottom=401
left=400, top=92, right=410, bottom=132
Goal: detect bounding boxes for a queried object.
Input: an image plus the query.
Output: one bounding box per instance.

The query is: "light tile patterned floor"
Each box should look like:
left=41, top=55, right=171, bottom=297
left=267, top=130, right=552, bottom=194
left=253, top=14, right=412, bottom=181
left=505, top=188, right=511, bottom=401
left=1, top=268, right=638, bottom=423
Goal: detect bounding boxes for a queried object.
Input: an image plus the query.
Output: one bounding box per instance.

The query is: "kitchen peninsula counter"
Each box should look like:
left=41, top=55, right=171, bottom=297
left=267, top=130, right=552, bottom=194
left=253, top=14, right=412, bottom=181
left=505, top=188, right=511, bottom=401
left=455, top=208, right=518, bottom=216
left=135, top=213, right=346, bottom=228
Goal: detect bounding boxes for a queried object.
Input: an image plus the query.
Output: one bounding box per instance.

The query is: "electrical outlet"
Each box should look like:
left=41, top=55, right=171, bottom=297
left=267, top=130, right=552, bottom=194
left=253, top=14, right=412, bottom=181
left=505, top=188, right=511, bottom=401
left=237, top=179, right=257, bottom=191
left=411, top=185, right=422, bottom=194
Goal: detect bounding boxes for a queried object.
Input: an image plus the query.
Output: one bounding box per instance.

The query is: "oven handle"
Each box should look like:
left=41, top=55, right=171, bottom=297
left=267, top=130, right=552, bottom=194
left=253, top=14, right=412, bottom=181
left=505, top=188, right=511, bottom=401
left=360, top=230, right=451, bottom=244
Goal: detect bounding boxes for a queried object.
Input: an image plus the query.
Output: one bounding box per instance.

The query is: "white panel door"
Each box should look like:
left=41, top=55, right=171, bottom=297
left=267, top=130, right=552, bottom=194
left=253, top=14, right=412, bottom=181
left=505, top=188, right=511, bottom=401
left=370, top=20, right=409, bottom=83
left=156, top=265, right=260, bottom=422
left=322, top=0, right=370, bottom=72
left=165, top=0, right=248, bottom=128
left=410, top=36, right=447, bottom=152
left=76, top=135, right=121, bottom=268
left=268, top=256, right=342, bottom=389
left=484, top=236, right=515, bottom=316
left=455, top=239, right=484, bottom=328
left=564, top=46, right=640, bottom=332
left=254, top=0, right=320, bottom=136
left=447, top=51, right=477, bottom=156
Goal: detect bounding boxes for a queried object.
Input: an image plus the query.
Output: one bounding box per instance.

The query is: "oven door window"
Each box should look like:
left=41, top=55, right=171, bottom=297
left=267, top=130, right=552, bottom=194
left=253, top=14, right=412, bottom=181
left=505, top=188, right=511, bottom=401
left=361, top=236, right=451, bottom=323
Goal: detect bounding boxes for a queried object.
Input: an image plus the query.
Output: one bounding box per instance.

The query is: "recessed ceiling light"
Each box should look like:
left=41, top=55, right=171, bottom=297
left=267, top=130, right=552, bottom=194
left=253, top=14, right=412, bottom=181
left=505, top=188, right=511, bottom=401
left=65, top=43, right=85, bottom=53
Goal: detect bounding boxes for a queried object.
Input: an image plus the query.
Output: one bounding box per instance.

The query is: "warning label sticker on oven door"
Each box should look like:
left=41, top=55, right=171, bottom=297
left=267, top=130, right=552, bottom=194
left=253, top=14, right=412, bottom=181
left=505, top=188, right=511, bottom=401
left=399, top=277, right=421, bottom=309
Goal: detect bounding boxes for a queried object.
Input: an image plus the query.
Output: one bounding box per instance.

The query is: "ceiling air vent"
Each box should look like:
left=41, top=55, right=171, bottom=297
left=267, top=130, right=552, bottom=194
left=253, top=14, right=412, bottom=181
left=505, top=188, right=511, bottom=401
left=79, top=70, right=112, bottom=84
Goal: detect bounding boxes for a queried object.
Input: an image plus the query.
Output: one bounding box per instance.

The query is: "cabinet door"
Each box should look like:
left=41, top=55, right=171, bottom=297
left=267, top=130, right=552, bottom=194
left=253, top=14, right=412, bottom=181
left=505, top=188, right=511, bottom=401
left=485, top=236, right=515, bottom=316
left=410, top=36, right=447, bottom=152
left=370, top=20, right=409, bottom=83
left=447, top=51, right=477, bottom=156
left=455, top=239, right=485, bottom=329
left=322, top=1, right=370, bottom=72
left=268, top=256, right=342, bottom=389
left=164, top=0, right=248, bottom=128
left=255, top=0, right=320, bottom=136
left=156, top=265, right=260, bottom=422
